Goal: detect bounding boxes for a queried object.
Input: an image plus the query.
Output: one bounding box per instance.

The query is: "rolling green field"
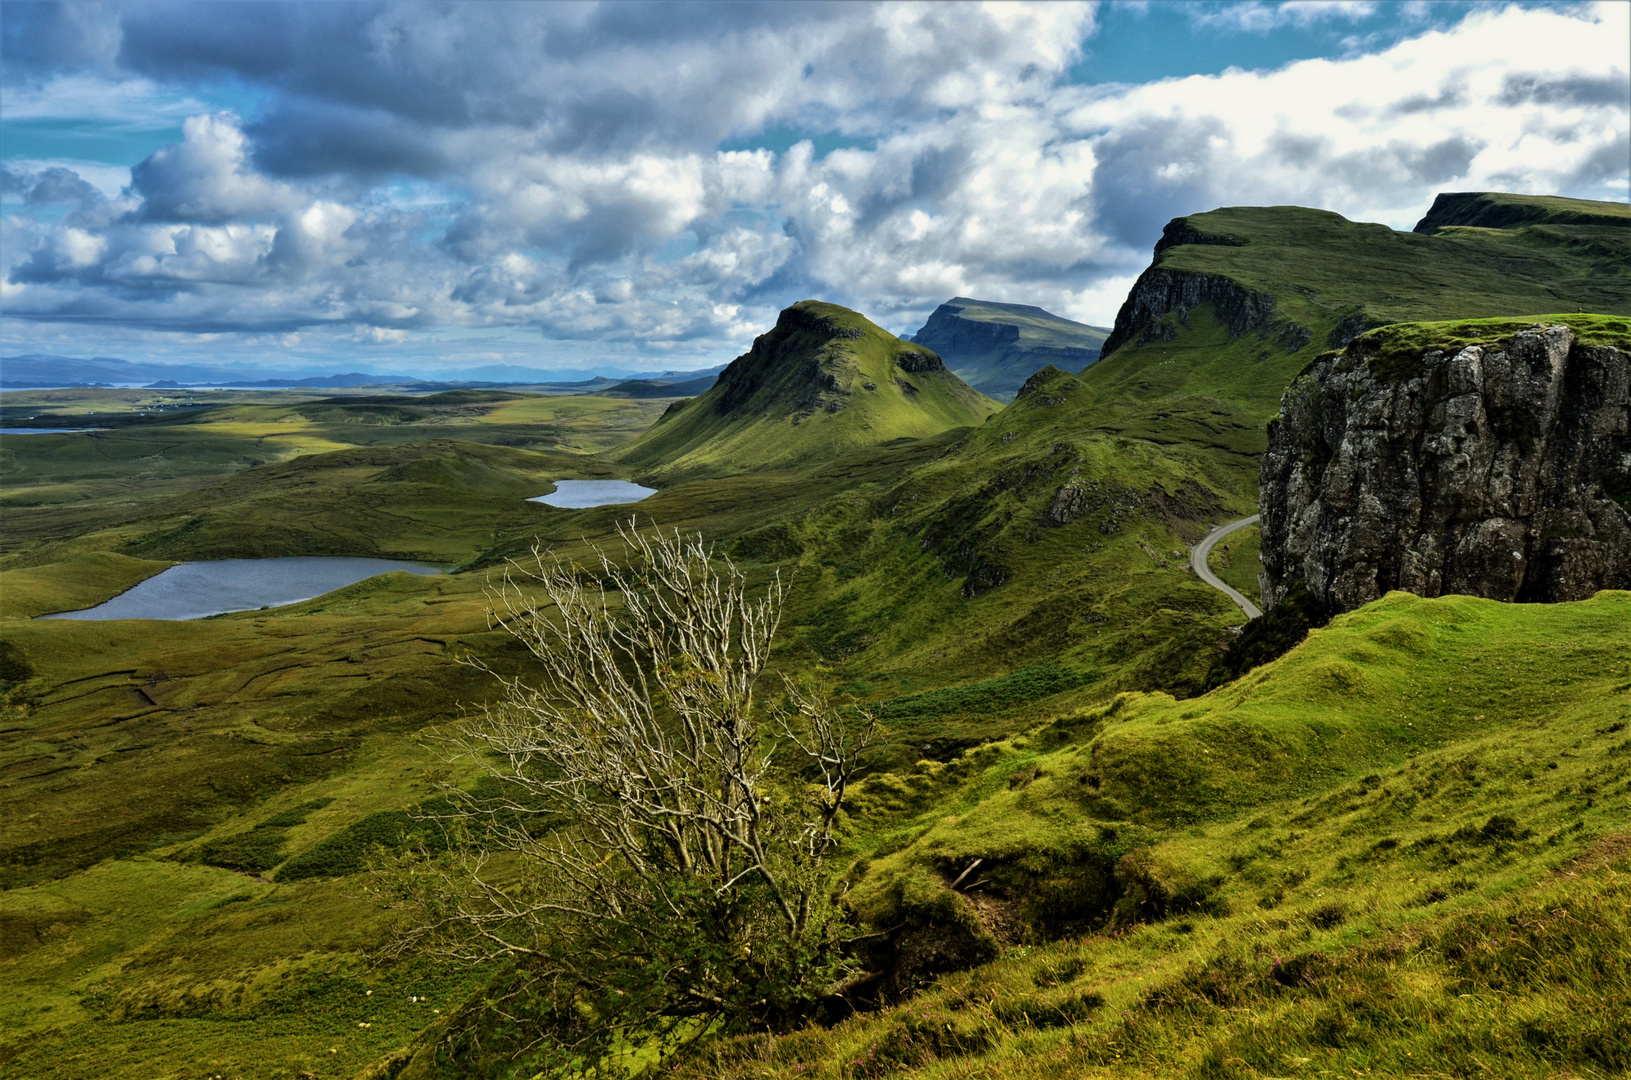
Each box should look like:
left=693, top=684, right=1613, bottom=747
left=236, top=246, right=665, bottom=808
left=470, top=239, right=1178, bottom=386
left=2, top=193, right=1628, bottom=1078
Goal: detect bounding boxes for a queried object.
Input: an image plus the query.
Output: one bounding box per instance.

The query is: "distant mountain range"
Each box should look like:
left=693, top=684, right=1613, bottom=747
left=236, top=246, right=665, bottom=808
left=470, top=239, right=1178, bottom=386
left=906, top=298, right=1110, bottom=400
left=0, top=354, right=725, bottom=390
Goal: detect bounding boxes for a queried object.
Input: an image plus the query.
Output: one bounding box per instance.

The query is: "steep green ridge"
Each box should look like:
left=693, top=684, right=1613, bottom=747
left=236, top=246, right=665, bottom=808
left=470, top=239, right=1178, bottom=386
left=1087, top=193, right=1631, bottom=421
left=1414, top=190, right=1631, bottom=232
left=617, top=301, right=998, bottom=480
left=909, top=297, right=1111, bottom=401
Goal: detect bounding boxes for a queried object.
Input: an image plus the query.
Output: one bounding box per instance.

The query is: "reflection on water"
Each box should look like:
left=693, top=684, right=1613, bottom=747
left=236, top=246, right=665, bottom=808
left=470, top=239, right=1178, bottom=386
left=41, top=556, right=442, bottom=621
left=529, top=479, right=658, bottom=508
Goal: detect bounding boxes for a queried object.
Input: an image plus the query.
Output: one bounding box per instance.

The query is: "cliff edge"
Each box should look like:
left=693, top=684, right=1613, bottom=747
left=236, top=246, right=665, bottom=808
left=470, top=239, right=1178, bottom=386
left=1259, top=317, right=1631, bottom=612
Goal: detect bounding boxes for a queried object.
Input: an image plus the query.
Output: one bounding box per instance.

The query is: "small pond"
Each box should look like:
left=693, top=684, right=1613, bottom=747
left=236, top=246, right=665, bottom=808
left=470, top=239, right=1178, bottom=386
left=0, top=427, right=108, bottom=435
left=41, top=556, right=443, bottom=621
left=529, top=479, right=658, bottom=508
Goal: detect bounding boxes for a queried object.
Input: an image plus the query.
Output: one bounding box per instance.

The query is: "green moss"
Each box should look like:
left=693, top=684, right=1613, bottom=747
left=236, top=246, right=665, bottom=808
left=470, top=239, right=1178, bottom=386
left=872, top=664, right=1093, bottom=724
left=1352, top=313, right=1631, bottom=382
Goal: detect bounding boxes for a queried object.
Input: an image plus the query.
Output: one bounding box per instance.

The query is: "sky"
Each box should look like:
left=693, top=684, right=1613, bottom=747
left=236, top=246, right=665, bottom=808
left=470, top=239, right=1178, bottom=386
left=2, top=0, right=1627, bottom=378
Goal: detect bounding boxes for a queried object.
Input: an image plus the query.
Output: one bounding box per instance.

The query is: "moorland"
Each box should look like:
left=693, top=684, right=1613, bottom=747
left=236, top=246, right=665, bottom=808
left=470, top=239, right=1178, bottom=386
left=1, top=191, right=1628, bottom=1079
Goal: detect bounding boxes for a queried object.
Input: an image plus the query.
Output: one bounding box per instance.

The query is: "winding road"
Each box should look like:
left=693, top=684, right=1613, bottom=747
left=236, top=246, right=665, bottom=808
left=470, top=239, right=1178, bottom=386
left=1191, top=514, right=1263, bottom=621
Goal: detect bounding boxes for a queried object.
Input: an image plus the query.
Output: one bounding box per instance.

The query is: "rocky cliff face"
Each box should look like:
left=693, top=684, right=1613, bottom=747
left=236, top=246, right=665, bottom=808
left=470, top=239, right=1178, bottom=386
left=1260, top=324, right=1631, bottom=612
left=1099, top=217, right=1291, bottom=358
left=1099, top=267, right=1282, bottom=358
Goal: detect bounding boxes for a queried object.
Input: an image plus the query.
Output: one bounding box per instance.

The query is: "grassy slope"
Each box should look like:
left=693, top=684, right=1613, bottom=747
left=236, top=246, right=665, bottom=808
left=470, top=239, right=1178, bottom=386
left=0, top=552, right=175, bottom=619
left=1083, top=199, right=1631, bottom=424
left=746, top=364, right=1266, bottom=759
left=617, top=301, right=998, bottom=480
left=945, top=299, right=1111, bottom=352
left=686, top=590, right=1631, bottom=1080
left=1416, top=190, right=1631, bottom=231
left=1209, top=523, right=1261, bottom=603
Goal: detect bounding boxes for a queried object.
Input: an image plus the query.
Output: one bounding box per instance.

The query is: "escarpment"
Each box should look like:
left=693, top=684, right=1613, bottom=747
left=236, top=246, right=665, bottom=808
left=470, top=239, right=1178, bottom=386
left=1099, top=265, right=1280, bottom=358
left=1259, top=322, right=1631, bottom=613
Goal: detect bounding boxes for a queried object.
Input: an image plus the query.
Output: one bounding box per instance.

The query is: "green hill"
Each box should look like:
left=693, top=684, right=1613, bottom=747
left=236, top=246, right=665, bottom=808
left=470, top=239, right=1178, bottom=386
left=616, top=300, right=998, bottom=480
left=1086, top=192, right=1631, bottom=421
left=908, top=297, right=1111, bottom=401
left=682, top=588, right=1631, bottom=1080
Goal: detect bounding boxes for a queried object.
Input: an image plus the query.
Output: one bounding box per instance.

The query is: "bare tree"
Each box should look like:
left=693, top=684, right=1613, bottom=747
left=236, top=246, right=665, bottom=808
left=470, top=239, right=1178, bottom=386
left=378, top=523, right=875, bottom=1059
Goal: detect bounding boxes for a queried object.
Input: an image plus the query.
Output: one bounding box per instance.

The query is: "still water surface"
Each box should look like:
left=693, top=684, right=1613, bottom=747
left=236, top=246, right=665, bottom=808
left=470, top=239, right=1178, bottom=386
left=529, top=479, right=658, bottom=508
left=0, top=427, right=107, bottom=435
left=42, top=557, right=442, bottom=621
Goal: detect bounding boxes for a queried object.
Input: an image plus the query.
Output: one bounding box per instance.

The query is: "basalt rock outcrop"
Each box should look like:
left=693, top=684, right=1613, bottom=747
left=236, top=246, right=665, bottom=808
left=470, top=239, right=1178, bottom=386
left=1098, top=215, right=1292, bottom=359
left=1260, top=324, right=1631, bottom=613
left=1099, top=265, right=1280, bottom=358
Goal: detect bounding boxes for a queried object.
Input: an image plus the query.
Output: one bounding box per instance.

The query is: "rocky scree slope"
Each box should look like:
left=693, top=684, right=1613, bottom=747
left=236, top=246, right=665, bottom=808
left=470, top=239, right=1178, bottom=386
left=617, top=300, right=996, bottom=480
left=908, top=297, right=1110, bottom=401
left=1259, top=317, right=1631, bottom=613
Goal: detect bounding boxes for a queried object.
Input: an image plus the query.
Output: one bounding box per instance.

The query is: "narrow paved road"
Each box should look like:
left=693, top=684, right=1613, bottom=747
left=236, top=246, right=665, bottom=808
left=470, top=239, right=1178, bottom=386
left=1192, top=514, right=1263, bottom=620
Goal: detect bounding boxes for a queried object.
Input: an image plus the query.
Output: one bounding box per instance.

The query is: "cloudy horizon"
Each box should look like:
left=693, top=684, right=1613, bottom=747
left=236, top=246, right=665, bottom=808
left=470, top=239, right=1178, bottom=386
left=2, top=0, right=1627, bottom=378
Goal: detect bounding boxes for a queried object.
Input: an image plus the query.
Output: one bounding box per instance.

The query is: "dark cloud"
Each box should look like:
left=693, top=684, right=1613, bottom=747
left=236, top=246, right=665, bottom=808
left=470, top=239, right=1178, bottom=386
left=1, top=164, right=32, bottom=195
left=1387, top=83, right=1466, bottom=116
left=0, top=1, right=121, bottom=84
left=1090, top=116, right=1220, bottom=249
left=1569, top=132, right=1631, bottom=188
left=1500, top=71, right=1630, bottom=108
left=1266, top=132, right=1330, bottom=167
left=26, top=166, right=101, bottom=205
left=849, top=143, right=975, bottom=228
left=248, top=99, right=453, bottom=179
left=1401, top=137, right=1481, bottom=185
